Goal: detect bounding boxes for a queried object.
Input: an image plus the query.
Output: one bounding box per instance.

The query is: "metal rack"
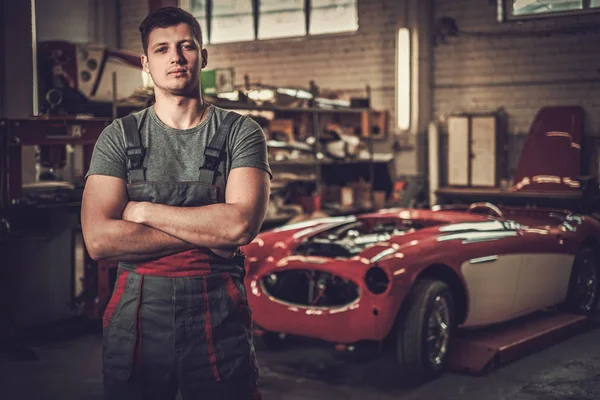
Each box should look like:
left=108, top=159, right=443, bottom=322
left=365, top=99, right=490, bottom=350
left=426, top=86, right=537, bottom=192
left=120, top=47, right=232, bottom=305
left=217, top=100, right=383, bottom=206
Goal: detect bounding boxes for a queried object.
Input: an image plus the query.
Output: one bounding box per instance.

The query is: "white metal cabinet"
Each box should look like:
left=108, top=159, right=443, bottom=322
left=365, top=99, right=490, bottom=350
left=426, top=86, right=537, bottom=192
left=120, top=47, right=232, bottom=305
left=446, top=114, right=505, bottom=188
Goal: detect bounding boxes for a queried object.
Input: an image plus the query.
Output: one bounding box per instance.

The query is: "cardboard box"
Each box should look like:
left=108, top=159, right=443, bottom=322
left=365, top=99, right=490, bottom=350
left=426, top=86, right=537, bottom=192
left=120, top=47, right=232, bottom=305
left=268, top=119, right=295, bottom=142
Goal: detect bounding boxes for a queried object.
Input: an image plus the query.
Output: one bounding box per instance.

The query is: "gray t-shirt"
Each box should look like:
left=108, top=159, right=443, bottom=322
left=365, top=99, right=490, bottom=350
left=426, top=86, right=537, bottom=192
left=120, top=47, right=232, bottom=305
left=86, top=105, right=272, bottom=202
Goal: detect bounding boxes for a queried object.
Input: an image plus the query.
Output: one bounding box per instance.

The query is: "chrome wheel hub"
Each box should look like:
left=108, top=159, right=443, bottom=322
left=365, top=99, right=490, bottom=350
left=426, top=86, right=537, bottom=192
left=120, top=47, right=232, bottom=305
left=427, top=295, right=450, bottom=367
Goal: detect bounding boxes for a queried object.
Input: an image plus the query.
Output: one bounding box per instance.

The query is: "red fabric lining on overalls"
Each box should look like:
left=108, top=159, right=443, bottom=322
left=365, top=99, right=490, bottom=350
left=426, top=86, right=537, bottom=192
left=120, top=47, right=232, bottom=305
left=135, top=249, right=213, bottom=277
left=203, top=277, right=221, bottom=381
left=132, top=276, right=144, bottom=374
left=223, top=273, right=243, bottom=305
left=223, top=273, right=253, bottom=331
left=102, top=270, right=129, bottom=329
left=224, top=271, right=264, bottom=400
left=249, top=387, right=264, bottom=400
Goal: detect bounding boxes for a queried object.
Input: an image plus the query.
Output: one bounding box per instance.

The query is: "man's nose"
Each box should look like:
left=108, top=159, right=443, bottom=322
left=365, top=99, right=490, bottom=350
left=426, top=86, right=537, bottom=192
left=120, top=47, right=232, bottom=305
left=170, top=48, right=185, bottom=64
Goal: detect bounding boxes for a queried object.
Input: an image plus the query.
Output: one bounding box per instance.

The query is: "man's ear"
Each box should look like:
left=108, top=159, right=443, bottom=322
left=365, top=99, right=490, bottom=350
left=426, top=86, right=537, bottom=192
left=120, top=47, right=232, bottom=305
left=201, top=49, right=208, bottom=69
left=141, top=54, right=150, bottom=73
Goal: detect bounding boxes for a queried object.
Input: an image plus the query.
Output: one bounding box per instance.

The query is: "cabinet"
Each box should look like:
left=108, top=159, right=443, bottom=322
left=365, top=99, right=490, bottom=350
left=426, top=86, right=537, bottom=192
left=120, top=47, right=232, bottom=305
left=446, top=113, right=507, bottom=188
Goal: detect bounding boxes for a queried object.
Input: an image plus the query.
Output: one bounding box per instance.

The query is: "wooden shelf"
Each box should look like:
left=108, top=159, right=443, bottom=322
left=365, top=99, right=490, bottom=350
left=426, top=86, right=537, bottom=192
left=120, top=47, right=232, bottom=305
left=270, top=153, right=393, bottom=167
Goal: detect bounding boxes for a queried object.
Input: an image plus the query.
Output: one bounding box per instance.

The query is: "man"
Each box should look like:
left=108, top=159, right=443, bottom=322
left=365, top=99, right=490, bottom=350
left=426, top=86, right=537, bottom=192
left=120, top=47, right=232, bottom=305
left=81, top=6, right=270, bottom=400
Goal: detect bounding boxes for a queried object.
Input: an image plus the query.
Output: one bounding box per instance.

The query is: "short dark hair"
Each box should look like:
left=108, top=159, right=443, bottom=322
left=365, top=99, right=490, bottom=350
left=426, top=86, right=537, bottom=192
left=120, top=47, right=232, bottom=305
left=139, top=7, right=203, bottom=55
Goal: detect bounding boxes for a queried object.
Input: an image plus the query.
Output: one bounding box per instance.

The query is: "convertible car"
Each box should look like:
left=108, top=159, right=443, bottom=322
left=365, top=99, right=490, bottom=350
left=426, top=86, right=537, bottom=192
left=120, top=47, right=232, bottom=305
left=241, top=106, right=600, bottom=380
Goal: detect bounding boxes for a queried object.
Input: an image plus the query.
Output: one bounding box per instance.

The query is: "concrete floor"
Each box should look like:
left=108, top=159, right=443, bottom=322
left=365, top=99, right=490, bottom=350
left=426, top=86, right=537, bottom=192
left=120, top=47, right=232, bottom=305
left=1, top=319, right=599, bottom=400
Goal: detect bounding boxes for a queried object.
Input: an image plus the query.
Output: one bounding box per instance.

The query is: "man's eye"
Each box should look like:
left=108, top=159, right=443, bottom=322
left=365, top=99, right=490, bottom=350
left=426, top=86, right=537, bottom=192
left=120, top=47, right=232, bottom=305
left=182, top=44, right=195, bottom=50
left=155, top=47, right=167, bottom=53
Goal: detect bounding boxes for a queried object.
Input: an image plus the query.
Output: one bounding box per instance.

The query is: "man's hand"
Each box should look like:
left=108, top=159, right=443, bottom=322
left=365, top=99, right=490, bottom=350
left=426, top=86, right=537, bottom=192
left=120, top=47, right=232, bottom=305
left=81, top=175, right=197, bottom=261
left=135, top=168, right=270, bottom=249
left=211, top=247, right=238, bottom=259
left=122, top=201, right=148, bottom=224
left=123, top=201, right=238, bottom=259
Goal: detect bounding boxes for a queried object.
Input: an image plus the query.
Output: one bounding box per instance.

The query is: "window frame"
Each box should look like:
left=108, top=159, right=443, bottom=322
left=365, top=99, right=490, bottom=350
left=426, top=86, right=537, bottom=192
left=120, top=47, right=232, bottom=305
left=181, top=0, right=359, bottom=44
left=498, top=0, right=600, bottom=22
left=257, top=0, right=308, bottom=40
left=209, top=0, right=256, bottom=44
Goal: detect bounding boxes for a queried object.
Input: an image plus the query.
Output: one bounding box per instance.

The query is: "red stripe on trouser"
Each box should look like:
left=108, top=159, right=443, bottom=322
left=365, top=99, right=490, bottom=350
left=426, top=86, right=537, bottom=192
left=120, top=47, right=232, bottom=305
left=135, top=249, right=213, bottom=277
left=133, top=276, right=144, bottom=373
left=223, top=273, right=253, bottom=330
left=102, top=271, right=129, bottom=329
left=203, top=278, right=221, bottom=381
left=250, top=387, right=264, bottom=400
left=223, top=273, right=242, bottom=304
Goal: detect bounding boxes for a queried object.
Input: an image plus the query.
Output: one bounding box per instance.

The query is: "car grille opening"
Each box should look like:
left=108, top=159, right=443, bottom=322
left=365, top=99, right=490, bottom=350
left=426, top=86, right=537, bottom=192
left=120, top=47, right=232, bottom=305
left=261, top=269, right=360, bottom=307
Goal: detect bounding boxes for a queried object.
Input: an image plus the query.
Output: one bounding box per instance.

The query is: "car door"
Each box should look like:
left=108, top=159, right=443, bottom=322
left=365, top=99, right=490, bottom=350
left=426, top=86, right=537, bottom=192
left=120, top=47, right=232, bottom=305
left=440, top=219, right=525, bottom=327
left=511, top=225, right=576, bottom=318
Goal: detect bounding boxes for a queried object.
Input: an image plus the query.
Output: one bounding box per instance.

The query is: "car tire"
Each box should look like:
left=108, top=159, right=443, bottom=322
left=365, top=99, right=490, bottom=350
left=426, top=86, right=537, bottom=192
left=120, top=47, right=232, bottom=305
left=395, top=279, right=455, bottom=381
left=565, top=247, right=600, bottom=315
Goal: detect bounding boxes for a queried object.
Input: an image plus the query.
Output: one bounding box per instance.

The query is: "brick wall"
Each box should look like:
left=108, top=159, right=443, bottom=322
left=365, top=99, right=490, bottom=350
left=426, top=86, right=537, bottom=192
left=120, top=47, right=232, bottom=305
left=119, top=0, right=404, bottom=165
left=433, top=0, right=600, bottom=140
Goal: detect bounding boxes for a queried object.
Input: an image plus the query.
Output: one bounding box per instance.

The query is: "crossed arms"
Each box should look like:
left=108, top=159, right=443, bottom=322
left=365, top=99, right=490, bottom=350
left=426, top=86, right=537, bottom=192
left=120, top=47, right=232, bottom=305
left=81, top=167, right=270, bottom=261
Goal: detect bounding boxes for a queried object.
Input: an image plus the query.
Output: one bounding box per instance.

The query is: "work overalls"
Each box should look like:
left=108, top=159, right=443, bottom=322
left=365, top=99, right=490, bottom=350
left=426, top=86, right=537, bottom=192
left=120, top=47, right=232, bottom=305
left=101, top=112, right=262, bottom=400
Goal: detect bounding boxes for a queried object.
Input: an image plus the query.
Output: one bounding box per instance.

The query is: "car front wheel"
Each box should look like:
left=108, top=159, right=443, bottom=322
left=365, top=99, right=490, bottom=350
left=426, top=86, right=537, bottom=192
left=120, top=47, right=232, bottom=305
left=395, top=279, right=455, bottom=381
left=566, top=247, right=600, bottom=315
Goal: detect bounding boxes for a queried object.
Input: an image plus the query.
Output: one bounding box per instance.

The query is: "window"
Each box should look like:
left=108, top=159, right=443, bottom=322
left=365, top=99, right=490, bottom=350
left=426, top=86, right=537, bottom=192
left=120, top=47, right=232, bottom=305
left=500, top=0, right=600, bottom=20
left=310, top=0, right=358, bottom=35
left=258, top=0, right=306, bottom=40
left=184, top=0, right=358, bottom=44
left=513, top=0, right=582, bottom=16
left=187, top=0, right=208, bottom=43
left=211, top=0, right=254, bottom=44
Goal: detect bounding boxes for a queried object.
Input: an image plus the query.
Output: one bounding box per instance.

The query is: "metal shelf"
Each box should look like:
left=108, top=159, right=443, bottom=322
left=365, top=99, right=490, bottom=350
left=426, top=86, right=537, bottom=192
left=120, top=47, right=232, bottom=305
left=212, top=85, right=384, bottom=206
left=211, top=100, right=370, bottom=115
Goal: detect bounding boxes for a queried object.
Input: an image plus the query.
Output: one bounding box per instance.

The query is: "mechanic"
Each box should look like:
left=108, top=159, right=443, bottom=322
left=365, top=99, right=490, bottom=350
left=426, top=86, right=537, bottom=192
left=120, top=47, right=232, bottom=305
left=81, top=6, right=271, bottom=400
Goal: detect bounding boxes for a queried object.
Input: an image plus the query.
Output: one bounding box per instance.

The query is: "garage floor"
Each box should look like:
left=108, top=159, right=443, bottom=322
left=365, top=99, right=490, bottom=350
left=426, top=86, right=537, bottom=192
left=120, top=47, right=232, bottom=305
left=0, top=317, right=599, bottom=400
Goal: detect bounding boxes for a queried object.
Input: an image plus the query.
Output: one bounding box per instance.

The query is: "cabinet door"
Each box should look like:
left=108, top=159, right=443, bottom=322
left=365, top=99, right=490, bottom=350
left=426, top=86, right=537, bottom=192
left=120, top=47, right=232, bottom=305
left=471, top=116, right=496, bottom=187
left=447, top=116, right=470, bottom=186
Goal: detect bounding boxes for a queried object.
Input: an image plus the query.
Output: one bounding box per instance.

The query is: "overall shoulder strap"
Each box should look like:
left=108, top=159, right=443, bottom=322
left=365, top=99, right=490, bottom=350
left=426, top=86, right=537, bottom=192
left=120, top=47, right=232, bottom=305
left=121, top=114, right=146, bottom=184
left=198, top=111, right=243, bottom=185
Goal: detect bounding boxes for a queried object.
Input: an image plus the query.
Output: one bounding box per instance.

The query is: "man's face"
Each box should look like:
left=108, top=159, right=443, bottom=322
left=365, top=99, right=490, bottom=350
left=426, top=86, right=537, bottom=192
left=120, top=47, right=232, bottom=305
left=141, top=23, right=206, bottom=96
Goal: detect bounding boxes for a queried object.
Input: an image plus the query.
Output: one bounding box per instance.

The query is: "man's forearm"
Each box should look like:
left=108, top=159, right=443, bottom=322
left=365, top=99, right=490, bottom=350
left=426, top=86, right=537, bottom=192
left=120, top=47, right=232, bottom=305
left=140, top=202, right=254, bottom=249
left=84, top=218, right=196, bottom=261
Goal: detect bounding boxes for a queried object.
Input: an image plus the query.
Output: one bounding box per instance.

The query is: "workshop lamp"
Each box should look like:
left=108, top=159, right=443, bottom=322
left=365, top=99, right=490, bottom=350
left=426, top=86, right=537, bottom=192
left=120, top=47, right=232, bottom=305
left=396, top=27, right=410, bottom=131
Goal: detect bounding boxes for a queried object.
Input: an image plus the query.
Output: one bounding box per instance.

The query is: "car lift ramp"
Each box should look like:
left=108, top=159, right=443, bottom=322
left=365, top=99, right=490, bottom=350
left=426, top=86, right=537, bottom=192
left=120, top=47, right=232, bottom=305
left=447, top=312, right=593, bottom=375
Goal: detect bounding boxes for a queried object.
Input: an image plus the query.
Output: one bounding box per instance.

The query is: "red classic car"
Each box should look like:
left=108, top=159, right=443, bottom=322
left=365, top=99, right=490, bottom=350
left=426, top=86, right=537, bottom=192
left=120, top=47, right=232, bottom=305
left=242, top=106, right=600, bottom=380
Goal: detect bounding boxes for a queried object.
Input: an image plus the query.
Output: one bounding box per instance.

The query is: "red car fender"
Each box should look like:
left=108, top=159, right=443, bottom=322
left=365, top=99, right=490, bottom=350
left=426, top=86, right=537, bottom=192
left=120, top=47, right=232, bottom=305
left=377, top=240, right=471, bottom=326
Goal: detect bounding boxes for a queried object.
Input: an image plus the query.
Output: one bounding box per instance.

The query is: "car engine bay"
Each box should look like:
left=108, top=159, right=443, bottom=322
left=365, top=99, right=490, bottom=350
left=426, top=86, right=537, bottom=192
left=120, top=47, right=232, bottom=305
left=295, top=219, right=422, bottom=258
